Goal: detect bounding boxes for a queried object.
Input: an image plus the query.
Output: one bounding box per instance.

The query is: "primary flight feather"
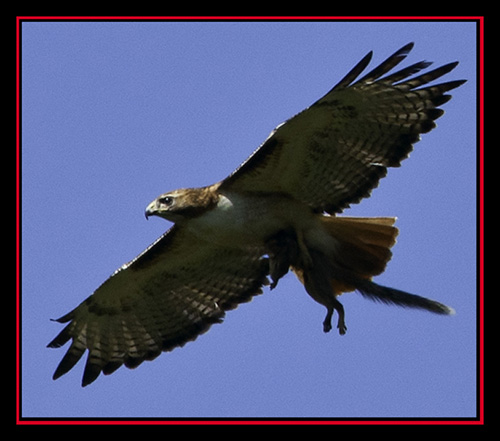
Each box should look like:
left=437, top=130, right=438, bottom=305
left=48, top=43, right=464, bottom=386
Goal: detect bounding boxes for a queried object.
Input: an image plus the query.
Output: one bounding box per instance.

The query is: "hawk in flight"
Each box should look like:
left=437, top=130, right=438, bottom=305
left=48, top=43, right=465, bottom=386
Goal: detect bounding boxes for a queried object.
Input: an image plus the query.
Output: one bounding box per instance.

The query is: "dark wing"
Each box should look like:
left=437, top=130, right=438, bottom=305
left=48, top=226, right=269, bottom=386
left=219, top=43, right=466, bottom=214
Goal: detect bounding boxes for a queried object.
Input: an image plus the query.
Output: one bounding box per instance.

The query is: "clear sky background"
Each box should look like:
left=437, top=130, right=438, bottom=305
left=20, top=19, right=478, bottom=419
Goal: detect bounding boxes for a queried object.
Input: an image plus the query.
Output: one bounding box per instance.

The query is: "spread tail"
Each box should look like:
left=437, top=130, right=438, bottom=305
left=307, top=216, right=400, bottom=294
left=291, top=216, right=454, bottom=333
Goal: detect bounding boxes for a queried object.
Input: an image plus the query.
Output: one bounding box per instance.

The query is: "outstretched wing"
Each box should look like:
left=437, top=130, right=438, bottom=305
left=220, top=43, right=466, bottom=214
left=48, top=226, right=269, bottom=386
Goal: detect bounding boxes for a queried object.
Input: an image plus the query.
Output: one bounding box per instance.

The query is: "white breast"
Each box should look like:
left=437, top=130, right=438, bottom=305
left=185, top=191, right=317, bottom=248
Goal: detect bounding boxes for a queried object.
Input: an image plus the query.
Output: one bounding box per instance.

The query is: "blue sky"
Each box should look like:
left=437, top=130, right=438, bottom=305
left=20, top=19, right=478, bottom=420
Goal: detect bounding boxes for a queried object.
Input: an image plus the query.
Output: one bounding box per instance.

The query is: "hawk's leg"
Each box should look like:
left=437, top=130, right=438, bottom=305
left=323, top=300, right=347, bottom=335
left=302, top=251, right=348, bottom=336
left=323, top=308, right=333, bottom=333
left=296, top=229, right=313, bottom=269
left=266, top=230, right=348, bottom=335
left=266, top=229, right=300, bottom=289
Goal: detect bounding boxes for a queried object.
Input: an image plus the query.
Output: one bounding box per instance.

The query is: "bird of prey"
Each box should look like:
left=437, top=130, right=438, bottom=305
left=48, top=43, right=465, bottom=387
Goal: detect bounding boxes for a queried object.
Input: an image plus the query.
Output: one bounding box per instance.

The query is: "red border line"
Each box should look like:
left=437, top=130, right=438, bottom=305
left=16, top=16, right=22, bottom=426
left=16, top=15, right=485, bottom=426
left=17, top=418, right=485, bottom=426
left=16, top=15, right=485, bottom=21
left=477, top=16, right=485, bottom=427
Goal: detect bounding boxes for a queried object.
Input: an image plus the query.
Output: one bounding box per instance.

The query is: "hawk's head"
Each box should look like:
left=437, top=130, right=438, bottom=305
left=145, top=185, right=220, bottom=223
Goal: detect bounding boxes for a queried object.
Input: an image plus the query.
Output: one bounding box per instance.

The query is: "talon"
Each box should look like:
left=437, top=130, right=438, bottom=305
left=337, top=307, right=347, bottom=335
left=338, top=323, right=347, bottom=335
left=323, top=308, right=333, bottom=333
left=266, top=228, right=299, bottom=290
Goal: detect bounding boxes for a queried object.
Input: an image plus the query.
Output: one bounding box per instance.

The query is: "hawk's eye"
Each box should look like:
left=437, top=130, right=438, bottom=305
left=159, top=196, right=174, bottom=206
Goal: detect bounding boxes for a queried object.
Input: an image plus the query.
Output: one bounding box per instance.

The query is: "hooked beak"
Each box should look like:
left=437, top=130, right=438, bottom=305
left=144, top=200, right=158, bottom=220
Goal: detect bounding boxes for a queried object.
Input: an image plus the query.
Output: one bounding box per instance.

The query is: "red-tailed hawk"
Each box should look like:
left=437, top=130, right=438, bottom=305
left=48, top=43, right=465, bottom=387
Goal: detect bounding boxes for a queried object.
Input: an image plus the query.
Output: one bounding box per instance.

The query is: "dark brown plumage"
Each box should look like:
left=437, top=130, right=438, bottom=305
left=49, top=43, right=464, bottom=386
